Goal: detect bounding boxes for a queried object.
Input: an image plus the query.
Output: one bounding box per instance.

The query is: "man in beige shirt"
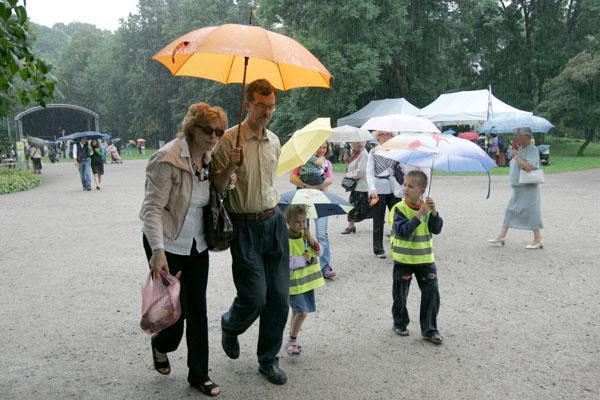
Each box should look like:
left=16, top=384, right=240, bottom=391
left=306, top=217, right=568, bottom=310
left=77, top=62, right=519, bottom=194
left=212, top=79, right=289, bottom=385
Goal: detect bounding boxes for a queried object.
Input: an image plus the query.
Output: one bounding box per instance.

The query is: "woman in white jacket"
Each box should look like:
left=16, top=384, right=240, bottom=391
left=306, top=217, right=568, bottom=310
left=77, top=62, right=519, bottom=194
left=341, top=141, right=371, bottom=234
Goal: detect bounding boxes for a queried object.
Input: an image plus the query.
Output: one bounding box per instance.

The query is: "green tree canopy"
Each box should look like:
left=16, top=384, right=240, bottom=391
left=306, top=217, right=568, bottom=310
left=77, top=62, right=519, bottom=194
left=537, top=51, right=600, bottom=155
left=22, top=0, right=600, bottom=146
left=0, top=0, right=56, bottom=118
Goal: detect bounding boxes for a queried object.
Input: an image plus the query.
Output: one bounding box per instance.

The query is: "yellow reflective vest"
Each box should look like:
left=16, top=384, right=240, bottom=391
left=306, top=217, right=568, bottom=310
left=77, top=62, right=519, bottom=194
left=289, top=236, right=325, bottom=295
left=389, top=201, right=435, bottom=264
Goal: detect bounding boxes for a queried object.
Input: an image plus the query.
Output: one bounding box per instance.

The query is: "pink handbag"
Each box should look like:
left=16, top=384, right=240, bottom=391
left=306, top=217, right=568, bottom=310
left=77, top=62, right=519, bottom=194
left=140, top=270, right=181, bottom=334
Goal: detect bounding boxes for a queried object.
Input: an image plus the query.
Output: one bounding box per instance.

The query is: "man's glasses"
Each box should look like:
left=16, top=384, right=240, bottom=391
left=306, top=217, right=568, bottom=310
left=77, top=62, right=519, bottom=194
left=250, top=102, right=276, bottom=112
left=196, top=125, right=225, bottom=137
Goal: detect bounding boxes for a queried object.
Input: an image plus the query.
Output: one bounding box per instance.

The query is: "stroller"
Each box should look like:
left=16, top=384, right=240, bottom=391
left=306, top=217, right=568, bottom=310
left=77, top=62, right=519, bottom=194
left=537, top=144, right=550, bottom=165
left=108, top=144, right=123, bottom=164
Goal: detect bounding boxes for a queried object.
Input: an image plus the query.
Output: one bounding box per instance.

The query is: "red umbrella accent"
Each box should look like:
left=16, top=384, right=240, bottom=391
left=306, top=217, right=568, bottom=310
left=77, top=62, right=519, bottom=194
left=457, top=132, right=479, bottom=141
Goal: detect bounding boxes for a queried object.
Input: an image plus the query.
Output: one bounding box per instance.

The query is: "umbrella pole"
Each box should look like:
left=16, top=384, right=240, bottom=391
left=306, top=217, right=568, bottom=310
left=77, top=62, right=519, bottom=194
left=235, top=56, right=249, bottom=151
left=427, top=156, right=435, bottom=197
left=234, top=10, right=255, bottom=163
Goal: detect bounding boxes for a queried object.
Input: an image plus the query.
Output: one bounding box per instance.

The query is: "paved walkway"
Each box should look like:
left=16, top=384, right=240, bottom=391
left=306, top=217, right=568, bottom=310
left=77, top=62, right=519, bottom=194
left=1, top=160, right=599, bottom=399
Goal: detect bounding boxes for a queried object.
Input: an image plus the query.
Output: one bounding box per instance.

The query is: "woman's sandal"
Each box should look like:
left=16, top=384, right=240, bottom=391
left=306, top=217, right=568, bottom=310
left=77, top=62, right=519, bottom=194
left=190, top=377, right=221, bottom=397
left=151, top=340, right=170, bottom=375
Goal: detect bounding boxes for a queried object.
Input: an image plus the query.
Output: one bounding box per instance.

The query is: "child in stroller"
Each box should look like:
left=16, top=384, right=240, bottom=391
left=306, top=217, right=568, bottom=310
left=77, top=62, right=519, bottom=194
left=299, top=154, right=326, bottom=186
left=108, top=144, right=123, bottom=164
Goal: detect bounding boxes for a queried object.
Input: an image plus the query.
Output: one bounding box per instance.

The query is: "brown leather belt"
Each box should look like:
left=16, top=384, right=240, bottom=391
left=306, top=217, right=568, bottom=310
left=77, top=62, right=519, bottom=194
left=229, top=207, right=276, bottom=222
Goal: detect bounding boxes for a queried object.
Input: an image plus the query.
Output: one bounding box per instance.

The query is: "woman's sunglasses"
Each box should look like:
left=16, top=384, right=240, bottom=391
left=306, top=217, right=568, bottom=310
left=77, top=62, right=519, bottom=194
left=196, top=125, right=225, bottom=137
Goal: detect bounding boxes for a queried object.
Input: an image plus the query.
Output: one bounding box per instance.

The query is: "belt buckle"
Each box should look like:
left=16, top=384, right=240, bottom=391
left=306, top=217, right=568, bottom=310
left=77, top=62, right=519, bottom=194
left=256, top=209, right=268, bottom=220
left=257, top=208, right=273, bottom=220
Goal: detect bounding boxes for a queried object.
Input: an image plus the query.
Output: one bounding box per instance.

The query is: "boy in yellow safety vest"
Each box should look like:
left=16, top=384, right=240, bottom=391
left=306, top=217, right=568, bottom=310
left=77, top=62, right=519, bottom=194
left=283, top=205, right=325, bottom=356
left=389, top=170, right=444, bottom=344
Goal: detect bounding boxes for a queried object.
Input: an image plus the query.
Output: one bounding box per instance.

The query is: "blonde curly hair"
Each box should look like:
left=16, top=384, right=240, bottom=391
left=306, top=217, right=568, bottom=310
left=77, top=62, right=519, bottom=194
left=178, top=102, right=228, bottom=141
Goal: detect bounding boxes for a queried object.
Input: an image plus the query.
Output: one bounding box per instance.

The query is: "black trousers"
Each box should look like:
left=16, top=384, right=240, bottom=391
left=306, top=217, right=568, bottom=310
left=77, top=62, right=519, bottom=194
left=392, top=262, right=440, bottom=337
left=222, top=210, right=290, bottom=367
left=143, top=235, right=209, bottom=385
left=371, top=193, right=400, bottom=255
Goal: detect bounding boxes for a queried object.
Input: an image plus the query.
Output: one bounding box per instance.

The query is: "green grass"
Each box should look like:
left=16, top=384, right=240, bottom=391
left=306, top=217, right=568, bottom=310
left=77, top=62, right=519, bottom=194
left=42, top=149, right=156, bottom=164
left=39, top=140, right=600, bottom=175
left=333, top=139, right=600, bottom=175
left=0, top=168, right=41, bottom=194
left=118, top=150, right=155, bottom=161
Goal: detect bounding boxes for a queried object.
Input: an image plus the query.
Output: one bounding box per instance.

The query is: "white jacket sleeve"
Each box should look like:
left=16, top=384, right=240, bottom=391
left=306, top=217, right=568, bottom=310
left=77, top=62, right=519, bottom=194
left=366, top=151, right=376, bottom=194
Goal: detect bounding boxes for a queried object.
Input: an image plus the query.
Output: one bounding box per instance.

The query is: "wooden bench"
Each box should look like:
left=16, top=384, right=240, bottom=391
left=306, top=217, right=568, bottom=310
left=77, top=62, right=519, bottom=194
left=0, top=158, right=18, bottom=168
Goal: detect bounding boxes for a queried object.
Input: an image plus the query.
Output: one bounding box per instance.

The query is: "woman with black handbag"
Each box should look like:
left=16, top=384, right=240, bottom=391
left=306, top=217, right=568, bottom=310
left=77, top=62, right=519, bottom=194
left=341, top=141, right=371, bottom=234
left=139, top=102, right=230, bottom=397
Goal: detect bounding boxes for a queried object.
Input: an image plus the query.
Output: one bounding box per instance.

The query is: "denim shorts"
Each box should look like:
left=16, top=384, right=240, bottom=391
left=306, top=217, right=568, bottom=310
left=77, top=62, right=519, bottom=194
left=289, top=290, right=316, bottom=313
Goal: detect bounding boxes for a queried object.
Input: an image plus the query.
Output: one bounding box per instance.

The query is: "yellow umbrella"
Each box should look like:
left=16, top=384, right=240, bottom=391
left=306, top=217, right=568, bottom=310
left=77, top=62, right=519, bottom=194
left=276, top=118, right=332, bottom=177
left=152, top=23, right=332, bottom=91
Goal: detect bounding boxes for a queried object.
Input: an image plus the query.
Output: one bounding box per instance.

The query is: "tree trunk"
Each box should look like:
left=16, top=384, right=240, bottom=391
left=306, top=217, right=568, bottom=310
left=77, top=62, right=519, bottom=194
left=576, top=129, right=596, bottom=156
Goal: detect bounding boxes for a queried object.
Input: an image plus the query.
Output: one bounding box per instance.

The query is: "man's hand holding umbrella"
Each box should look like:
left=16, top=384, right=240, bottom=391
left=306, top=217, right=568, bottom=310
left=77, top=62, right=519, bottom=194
left=213, top=145, right=243, bottom=193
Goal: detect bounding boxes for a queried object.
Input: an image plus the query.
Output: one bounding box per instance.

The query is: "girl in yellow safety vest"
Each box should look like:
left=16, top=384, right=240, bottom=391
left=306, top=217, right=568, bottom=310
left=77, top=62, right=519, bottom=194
left=283, top=205, right=325, bottom=356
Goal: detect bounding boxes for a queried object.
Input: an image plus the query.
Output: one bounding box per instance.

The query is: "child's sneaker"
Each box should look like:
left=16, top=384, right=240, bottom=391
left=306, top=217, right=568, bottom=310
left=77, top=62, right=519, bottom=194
left=286, top=340, right=301, bottom=357
left=322, top=266, right=336, bottom=279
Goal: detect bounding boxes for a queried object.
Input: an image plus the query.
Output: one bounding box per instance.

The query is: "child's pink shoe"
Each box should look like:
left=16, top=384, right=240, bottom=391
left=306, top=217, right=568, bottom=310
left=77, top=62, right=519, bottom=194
left=286, top=340, right=301, bottom=357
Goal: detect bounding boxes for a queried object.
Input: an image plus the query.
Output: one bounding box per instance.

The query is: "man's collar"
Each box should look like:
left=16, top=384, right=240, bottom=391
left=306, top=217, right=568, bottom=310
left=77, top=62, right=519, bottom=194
left=241, top=120, right=270, bottom=141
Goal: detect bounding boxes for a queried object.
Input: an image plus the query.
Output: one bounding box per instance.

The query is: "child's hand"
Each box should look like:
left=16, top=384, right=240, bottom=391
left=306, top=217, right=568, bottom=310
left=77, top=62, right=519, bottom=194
left=369, top=192, right=379, bottom=207
left=417, top=201, right=427, bottom=217
left=425, top=197, right=437, bottom=215
left=308, top=238, right=320, bottom=252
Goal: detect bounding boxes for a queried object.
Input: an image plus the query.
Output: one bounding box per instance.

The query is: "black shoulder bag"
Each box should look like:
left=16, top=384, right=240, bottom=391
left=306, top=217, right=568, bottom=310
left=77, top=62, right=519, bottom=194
left=204, top=165, right=234, bottom=251
left=341, top=177, right=357, bottom=192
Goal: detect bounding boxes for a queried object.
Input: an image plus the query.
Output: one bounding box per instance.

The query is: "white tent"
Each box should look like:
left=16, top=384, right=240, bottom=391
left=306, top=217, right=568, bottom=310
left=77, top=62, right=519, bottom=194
left=417, top=89, right=530, bottom=125
left=337, top=98, right=420, bottom=127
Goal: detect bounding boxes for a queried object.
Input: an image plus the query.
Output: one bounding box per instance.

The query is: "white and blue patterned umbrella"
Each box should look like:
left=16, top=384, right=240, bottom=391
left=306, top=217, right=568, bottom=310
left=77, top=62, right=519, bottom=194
left=376, top=133, right=497, bottom=197
left=479, top=114, right=554, bottom=134
left=278, top=189, right=353, bottom=219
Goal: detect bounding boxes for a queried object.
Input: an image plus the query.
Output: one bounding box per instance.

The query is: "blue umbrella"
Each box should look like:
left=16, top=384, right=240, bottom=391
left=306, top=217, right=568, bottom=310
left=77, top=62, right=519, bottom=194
left=479, top=114, right=554, bottom=134
left=57, top=131, right=111, bottom=141
left=279, top=189, right=353, bottom=219
left=442, top=129, right=456, bottom=135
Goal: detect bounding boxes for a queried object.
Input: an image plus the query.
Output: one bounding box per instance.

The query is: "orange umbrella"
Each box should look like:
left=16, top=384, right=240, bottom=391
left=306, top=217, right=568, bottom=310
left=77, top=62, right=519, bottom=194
left=152, top=23, right=332, bottom=91
left=153, top=19, right=332, bottom=162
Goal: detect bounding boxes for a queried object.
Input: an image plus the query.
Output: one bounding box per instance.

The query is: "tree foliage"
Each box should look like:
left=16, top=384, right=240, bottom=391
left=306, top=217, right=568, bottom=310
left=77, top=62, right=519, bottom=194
left=0, top=0, right=56, bottom=118
left=537, top=51, right=600, bottom=155
left=16, top=0, right=600, bottom=152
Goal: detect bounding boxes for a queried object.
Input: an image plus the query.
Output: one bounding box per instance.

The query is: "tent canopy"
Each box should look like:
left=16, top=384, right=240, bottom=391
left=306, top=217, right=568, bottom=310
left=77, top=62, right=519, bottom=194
left=337, top=98, right=420, bottom=127
left=417, top=89, right=530, bottom=125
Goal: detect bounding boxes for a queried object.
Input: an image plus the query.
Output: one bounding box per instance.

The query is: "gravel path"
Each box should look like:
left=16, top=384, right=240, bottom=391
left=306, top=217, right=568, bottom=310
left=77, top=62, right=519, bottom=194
left=1, top=160, right=599, bottom=400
